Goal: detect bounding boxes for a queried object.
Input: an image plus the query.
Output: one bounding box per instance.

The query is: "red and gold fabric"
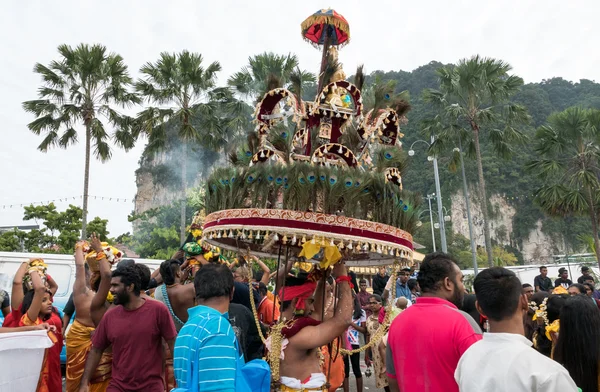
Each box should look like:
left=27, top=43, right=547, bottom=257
left=65, top=319, right=111, bottom=392
left=19, top=312, right=63, bottom=392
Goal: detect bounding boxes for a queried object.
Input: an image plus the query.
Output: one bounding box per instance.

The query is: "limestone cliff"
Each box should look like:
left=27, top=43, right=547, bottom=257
left=450, top=189, right=565, bottom=264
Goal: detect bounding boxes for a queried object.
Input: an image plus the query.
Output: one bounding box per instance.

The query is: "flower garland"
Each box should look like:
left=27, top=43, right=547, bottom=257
left=530, top=297, right=549, bottom=325
left=339, top=261, right=399, bottom=355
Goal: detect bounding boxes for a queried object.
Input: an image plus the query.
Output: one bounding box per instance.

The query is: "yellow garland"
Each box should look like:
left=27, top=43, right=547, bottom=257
left=339, top=260, right=399, bottom=355
left=247, top=257, right=267, bottom=344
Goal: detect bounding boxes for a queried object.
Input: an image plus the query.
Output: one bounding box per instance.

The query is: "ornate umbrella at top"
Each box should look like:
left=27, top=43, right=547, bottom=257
left=301, top=8, right=350, bottom=48
left=301, top=8, right=351, bottom=91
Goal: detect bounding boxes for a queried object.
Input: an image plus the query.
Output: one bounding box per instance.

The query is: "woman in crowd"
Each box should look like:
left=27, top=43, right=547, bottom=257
left=533, top=294, right=567, bottom=357
left=19, top=268, right=63, bottom=392
left=554, top=295, right=600, bottom=392
left=407, top=278, right=420, bottom=303
left=365, top=294, right=389, bottom=392
left=4, top=261, right=57, bottom=327
left=583, top=283, right=600, bottom=309
left=343, top=295, right=366, bottom=392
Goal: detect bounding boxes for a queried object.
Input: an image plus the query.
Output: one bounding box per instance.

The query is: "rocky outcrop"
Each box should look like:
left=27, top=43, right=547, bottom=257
left=450, top=189, right=565, bottom=264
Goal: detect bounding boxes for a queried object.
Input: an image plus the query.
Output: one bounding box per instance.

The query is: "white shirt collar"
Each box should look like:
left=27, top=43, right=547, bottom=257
left=482, top=332, right=532, bottom=347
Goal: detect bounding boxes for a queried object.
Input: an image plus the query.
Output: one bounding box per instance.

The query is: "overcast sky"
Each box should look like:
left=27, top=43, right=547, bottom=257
left=1, top=0, right=599, bottom=237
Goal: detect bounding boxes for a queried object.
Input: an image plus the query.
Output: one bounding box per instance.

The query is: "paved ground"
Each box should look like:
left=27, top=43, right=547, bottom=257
left=338, top=350, right=382, bottom=392
left=62, top=352, right=383, bottom=392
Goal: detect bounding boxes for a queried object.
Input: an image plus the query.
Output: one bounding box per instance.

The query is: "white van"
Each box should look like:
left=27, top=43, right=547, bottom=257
left=0, top=251, right=163, bottom=364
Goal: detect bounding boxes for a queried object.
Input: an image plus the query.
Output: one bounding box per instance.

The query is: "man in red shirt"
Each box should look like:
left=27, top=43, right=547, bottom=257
left=78, top=266, right=177, bottom=392
left=386, top=253, right=482, bottom=392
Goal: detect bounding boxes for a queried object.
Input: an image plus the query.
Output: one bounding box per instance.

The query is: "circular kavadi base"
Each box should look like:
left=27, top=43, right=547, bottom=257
left=201, top=208, right=414, bottom=267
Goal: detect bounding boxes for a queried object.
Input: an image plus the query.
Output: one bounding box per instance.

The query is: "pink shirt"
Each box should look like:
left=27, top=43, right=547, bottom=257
left=386, top=296, right=482, bottom=392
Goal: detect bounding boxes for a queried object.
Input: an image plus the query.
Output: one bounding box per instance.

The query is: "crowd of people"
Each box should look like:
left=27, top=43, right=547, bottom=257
left=2, top=238, right=600, bottom=392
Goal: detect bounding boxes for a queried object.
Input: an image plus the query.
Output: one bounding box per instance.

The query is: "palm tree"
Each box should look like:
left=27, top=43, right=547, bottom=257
left=527, top=107, right=600, bottom=267
left=23, top=44, right=139, bottom=239
left=135, top=51, right=245, bottom=244
left=228, top=52, right=315, bottom=102
left=424, top=56, right=529, bottom=267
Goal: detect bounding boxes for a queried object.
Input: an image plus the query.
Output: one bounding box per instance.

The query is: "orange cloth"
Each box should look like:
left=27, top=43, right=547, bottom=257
left=321, top=342, right=344, bottom=392
left=258, top=297, right=280, bottom=326
left=266, top=290, right=281, bottom=308
left=66, top=319, right=112, bottom=392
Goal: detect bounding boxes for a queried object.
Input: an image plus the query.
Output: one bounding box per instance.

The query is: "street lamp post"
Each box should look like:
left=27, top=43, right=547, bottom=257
left=426, top=194, right=437, bottom=252
left=417, top=207, right=451, bottom=253
left=409, top=138, right=448, bottom=253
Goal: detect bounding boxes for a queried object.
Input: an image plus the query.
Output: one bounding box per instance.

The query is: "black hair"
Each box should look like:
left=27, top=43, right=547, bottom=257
left=369, top=294, right=382, bottom=303
left=584, top=282, right=595, bottom=293
left=21, top=289, right=57, bottom=321
left=522, top=283, right=532, bottom=289
left=194, top=263, right=234, bottom=301
left=539, top=265, right=547, bottom=271
left=554, top=295, right=600, bottom=392
left=581, top=275, right=595, bottom=283
left=258, top=282, right=268, bottom=296
left=473, top=267, right=522, bottom=322
left=570, top=283, right=586, bottom=294
left=253, top=270, right=264, bottom=283
left=352, top=295, right=362, bottom=320
left=460, top=294, right=484, bottom=330
left=359, top=279, right=367, bottom=285
left=417, top=252, right=459, bottom=293
left=547, top=294, right=568, bottom=322
left=112, top=266, right=141, bottom=295
left=407, top=278, right=419, bottom=291
left=21, top=290, right=35, bottom=317
left=558, top=267, right=567, bottom=274
left=134, top=263, right=151, bottom=291
left=117, top=259, right=135, bottom=269
left=535, top=294, right=569, bottom=357
left=531, top=291, right=549, bottom=306
left=582, top=266, right=590, bottom=272
left=159, top=259, right=181, bottom=286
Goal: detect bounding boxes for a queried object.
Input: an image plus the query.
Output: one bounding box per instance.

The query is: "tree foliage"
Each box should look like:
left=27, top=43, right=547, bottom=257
left=527, top=107, right=600, bottom=265
left=423, top=56, right=530, bottom=266
left=22, top=43, right=139, bottom=238
left=227, top=52, right=316, bottom=103
left=0, top=203, right=109, bottom=253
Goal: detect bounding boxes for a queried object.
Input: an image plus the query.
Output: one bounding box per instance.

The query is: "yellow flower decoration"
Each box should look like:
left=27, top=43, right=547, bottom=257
left=106, top=292, right=114, bottom=303
left=553, top=286, right=568, bottom=295
left=191, top=229, right=203, bottom=238
left=321, top=245, right=342, bottom=269
left=545, top=319, right=560, bottom=341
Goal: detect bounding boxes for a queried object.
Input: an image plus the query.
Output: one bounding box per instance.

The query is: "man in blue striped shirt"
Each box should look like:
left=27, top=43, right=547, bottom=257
left=174, top=263, right=239, bottom=391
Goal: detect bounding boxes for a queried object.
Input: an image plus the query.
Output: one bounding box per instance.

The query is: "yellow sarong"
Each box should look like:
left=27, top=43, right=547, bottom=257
left=66, top=319, right=112, bottom=392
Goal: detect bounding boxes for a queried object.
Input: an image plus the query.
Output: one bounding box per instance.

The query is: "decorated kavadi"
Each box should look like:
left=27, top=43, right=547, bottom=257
left=195, top=8, right=420, bottom=268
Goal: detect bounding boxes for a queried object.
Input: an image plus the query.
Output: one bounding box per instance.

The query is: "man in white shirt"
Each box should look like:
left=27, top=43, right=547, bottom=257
left=455, top=267, right=578, bottom=392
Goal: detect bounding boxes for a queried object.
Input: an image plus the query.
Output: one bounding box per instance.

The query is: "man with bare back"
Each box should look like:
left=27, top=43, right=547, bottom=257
left=154, top=259, right=195, bottom=331
left=65, top=237, right=112, bottom=392
left=273, top=261, right=352, bottom=391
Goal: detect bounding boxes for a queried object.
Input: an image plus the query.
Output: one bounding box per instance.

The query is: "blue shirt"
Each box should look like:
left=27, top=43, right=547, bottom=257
left=174, top=305, right=238, bottom=392
left=395, top=280, right=412, bottom=301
